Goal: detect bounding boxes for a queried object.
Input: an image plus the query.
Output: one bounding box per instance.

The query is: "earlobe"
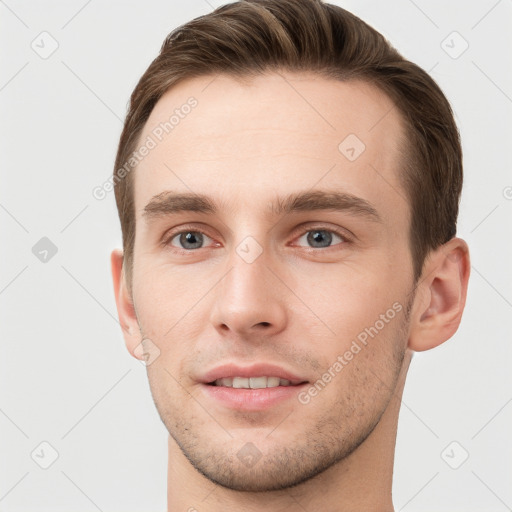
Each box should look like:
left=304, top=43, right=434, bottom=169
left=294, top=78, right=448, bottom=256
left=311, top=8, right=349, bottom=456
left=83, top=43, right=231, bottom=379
left=110, top=249, right=144, bottom=360
left=408, top=238, right=470, bottom=352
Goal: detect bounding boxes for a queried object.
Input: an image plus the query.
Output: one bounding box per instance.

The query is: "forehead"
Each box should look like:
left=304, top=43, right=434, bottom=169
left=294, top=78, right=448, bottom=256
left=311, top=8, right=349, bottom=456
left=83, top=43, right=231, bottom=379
left=132, top=71, right=408, bottom=223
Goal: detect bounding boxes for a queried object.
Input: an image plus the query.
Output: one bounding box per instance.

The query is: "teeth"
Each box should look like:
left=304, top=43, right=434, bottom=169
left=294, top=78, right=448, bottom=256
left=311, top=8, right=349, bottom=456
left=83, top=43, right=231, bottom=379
left=213, top=376, right=294, bottom=388
left=267, top=376, right=280, bottom=387
left=249, top=376, right=267, bottom=389
left=232, top=377, right=249, bottom=388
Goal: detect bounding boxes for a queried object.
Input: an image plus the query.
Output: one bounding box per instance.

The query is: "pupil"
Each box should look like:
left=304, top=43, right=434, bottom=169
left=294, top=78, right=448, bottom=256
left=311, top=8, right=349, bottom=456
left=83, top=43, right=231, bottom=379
left=308, top=230, right=331, bottom=248
left=181, top=232, right=202, bottom=249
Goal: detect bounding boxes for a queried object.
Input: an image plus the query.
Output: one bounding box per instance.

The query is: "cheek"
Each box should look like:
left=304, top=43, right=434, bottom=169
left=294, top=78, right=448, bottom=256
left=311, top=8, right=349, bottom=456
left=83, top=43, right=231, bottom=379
left=298, top=310, right=407, bottom=423
left=289, top=262, right=403, bottom=347
left=133, top=261, right=209, bottom=332
left=130, top=277, right=201, bottom=384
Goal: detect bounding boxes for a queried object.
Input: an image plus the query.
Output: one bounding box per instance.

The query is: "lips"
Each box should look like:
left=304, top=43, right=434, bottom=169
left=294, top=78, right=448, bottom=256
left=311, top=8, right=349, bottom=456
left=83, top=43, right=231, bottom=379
left=198, top=363, right=309, bottom=411
left=213, top=376, right=294, bottom=388
left=199, top=363, right=308, bottom=387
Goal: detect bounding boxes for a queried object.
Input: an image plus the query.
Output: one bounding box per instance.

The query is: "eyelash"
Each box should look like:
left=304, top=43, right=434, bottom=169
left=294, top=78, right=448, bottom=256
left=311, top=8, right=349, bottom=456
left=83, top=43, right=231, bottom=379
left=162, top=224, right=351, bottom=253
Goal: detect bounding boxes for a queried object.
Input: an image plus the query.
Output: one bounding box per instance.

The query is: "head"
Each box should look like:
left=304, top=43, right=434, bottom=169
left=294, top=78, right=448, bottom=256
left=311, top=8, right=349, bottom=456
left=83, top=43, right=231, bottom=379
left=111, top=0, right=469, bottom=493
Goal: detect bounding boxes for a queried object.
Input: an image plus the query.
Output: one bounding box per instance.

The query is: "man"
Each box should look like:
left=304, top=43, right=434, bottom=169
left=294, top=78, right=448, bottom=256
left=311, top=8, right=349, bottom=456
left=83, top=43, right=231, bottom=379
left=110, top=0, right=470, bottom=510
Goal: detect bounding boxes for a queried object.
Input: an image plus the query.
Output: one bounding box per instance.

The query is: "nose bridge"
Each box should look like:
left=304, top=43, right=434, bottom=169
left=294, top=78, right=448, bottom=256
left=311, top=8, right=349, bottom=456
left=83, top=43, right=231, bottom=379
left=223, top=236, right=274, bottom=309
left=209, top=232, right=288, bottom=335
left=220, top=211, right=273, bottom=297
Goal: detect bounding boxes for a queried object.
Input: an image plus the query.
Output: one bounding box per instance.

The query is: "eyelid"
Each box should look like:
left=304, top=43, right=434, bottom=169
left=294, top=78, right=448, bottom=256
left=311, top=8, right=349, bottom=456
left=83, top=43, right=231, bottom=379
left=162, top=224, right=218, bottom=249
left=290, top=223, right=354, bottom=244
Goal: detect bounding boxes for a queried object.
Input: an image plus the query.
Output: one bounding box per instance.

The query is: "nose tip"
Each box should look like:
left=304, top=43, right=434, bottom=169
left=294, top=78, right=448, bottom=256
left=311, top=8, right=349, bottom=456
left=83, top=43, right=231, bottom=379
left=210, top=262, right=287, bottom=340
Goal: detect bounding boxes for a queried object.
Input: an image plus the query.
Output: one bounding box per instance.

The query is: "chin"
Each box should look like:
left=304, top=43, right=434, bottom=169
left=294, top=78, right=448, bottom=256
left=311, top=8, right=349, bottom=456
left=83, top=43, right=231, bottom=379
left=176, top=433, right=363, bottom=493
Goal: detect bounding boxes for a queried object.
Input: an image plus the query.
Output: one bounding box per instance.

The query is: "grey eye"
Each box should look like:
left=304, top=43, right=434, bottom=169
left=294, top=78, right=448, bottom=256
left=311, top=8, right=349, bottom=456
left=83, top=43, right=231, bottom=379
left=170, top=231, right=211, bottom=250
left=297, top=229, right=343, bottom=248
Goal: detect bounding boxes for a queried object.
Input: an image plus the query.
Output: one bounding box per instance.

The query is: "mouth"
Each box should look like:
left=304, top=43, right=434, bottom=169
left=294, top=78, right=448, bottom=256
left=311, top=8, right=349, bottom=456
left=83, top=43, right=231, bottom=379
left=199, top=363, right=309, bottom=411
left=207, top=376, right=307, bottom=388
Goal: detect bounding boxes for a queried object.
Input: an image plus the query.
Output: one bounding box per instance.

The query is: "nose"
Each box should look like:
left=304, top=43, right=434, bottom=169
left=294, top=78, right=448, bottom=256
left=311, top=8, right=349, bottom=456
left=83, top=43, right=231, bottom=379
left=209, top=248, right=288, bottom=340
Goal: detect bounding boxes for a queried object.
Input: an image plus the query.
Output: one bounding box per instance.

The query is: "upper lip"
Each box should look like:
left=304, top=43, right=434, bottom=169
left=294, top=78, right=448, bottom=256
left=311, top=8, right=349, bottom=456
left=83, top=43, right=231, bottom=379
left=199, top=363, right=309, bottom=385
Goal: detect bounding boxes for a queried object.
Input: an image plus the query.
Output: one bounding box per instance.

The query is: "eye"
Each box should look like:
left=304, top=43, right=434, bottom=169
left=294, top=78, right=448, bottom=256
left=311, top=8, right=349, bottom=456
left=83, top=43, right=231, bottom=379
left=163, top=225, right=349, bottom=253
left=167, top=230, right=215, bottom=250
left=295, top=228, right=346, bottom=249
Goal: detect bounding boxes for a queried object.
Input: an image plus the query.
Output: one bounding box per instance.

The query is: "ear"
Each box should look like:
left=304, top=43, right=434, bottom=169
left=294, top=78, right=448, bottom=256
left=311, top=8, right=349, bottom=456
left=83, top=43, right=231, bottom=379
left=408, top=237, right=470, bottom=351
left=111, top=249, right=144, bottom=361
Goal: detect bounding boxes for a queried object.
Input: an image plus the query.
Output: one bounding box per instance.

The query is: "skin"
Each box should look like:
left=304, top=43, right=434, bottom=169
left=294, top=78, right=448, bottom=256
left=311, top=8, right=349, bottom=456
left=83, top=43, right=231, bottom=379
left=111, top=71, right=470, bottom=511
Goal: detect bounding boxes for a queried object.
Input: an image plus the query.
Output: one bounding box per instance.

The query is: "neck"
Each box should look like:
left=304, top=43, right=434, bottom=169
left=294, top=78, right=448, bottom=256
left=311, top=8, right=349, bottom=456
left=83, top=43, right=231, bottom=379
left=167, top=352, right=412, bottom=512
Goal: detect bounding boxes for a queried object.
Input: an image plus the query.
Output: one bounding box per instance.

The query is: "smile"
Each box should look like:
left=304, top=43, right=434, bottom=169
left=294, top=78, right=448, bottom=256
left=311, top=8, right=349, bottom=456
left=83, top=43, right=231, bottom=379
left=211, top=376, right=297, bottom=388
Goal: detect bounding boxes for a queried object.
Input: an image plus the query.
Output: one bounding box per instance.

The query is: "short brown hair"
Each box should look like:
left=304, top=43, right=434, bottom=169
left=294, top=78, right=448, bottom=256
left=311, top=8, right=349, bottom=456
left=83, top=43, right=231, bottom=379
left=113, top=0, right=462, bottom=294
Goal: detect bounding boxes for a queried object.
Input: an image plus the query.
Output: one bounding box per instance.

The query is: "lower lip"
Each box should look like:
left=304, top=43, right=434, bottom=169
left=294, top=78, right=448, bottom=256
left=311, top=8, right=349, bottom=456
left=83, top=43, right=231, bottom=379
left=200, top=383, right=308, bottom=411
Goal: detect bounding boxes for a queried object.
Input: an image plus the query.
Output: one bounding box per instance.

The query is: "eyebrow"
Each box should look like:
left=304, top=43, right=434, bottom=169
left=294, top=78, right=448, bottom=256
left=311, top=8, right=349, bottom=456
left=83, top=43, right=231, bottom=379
left=142, top=189, right=381, bottom=223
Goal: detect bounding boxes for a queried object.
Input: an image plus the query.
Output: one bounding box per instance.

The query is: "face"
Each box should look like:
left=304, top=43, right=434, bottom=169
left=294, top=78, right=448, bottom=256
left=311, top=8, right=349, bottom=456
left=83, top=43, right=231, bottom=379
left=129, top=72, right=416, bottom=491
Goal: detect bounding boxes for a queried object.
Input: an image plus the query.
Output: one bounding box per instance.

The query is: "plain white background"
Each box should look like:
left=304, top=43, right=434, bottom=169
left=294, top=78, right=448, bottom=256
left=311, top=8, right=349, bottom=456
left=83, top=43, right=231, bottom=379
left=1, top=0, right=511, bottom=510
